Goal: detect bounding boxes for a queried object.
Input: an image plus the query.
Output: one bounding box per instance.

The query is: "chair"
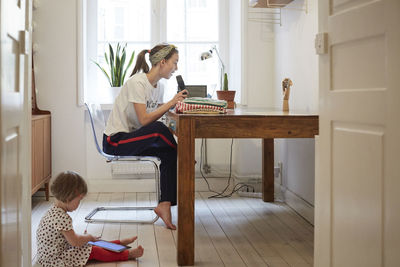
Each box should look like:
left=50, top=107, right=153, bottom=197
left=84, top=103, right=160, bottom=224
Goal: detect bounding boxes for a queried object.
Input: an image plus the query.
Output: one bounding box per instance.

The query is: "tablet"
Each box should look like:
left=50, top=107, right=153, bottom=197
left=88, top=240, right=131, bottom=253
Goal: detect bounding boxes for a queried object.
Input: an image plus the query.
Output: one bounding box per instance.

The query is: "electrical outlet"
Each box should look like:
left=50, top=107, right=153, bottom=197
left=274, top=162, right=283, bottom=185
left=274, top=167, right=280, bottom=177
left=202, top=164, right=211, bottom=174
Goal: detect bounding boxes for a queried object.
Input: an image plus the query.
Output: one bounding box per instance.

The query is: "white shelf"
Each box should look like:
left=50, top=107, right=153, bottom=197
left=248, top=0, right=308, bottom=26
left=250, top=0, right=295, bottom=8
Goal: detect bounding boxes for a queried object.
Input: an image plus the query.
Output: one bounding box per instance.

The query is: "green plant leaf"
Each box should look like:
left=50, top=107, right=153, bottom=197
left=93, top=42, right=135, bottom=88
left=119, top=48, right=126, bottom=86
left=93, top=61, right=112, bottom=87
left=122, top=50, right=135, bottom=84
left=115, top=57, right=120, bottom=85
left=223, top=72, right=229, bottom=91
left=115, top=43, right=123, bottom=86
left=109, top=44, right=115, bottom=86
left=104, top=51, right=109, bottom=66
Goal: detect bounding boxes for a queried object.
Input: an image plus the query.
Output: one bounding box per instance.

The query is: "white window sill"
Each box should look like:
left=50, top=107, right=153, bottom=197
left=83, top=103, right=113, bottom=111
left=99, top=104, right=113, bottom=110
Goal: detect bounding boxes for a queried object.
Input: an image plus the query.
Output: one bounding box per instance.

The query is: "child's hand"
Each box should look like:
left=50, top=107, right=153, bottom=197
left=86, top=234, right=100, bottom=242
left=84, top=230, right=100, bottom=242
left=63, top=229, right=99, bottom=247
left=91, top=235, right=100, bottom=242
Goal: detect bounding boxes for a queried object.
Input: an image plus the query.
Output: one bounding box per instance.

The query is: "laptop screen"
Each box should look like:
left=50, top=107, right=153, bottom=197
left=180, top=85, right=207, bottom=98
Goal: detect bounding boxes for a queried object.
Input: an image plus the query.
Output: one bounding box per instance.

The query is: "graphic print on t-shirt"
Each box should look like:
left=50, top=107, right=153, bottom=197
left=146, top=100, right=158, bottom=110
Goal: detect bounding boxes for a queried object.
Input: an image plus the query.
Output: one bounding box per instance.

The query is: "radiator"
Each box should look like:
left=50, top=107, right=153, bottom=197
left=111, top=161, right=156, bottom=179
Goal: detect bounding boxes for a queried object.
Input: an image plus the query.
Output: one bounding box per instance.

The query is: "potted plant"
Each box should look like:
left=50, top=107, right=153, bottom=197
left=216, top=73, right=236, bottom=109
left=93, top=43, right=135, bottom=99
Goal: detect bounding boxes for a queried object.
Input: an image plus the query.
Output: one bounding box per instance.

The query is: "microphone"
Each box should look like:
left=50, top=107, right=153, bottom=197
left=176, top=75, right=187, bottom=94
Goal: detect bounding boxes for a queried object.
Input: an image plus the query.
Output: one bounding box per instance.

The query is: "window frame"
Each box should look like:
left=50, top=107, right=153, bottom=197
left=77, top=0, right=230, bottom=106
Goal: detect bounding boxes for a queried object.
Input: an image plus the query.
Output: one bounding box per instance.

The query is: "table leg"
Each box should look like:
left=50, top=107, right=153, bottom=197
left=262, top=138, right=274, bottom=202
left=45, top=182, right=49, bottom=201
left=177, top=117, right=195, bottom=265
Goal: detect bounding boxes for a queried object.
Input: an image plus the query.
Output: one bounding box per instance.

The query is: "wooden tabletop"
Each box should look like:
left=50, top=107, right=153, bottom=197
left=167, top=107, right=319, bottom=139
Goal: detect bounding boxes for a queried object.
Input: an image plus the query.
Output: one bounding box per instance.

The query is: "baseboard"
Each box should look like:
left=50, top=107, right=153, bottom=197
left=283, top=187, right=314, bottom=225
left=87, top=177, right=234, bottom=193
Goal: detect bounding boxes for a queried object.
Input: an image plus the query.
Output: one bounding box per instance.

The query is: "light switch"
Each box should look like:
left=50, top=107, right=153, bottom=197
left=315, top=32, right=328, bottom=55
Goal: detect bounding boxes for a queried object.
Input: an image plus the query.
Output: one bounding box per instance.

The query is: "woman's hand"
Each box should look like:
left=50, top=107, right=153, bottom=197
left=170, top=90, right=188, bottom=108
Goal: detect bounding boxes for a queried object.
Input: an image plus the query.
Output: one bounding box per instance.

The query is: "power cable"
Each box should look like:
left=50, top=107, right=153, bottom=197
left=199, top=138, right=255, bottom=198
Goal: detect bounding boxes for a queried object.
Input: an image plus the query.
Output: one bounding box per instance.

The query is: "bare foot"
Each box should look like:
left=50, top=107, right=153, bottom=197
left=120, top=236, right=137, bottom=246
left=129, top=245, right=144, bottom=259
left=154, top=201, right=176, bottom=230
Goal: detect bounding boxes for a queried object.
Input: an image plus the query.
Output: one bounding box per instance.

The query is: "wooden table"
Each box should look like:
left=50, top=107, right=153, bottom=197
left=165, top=108, right=319, bottom=266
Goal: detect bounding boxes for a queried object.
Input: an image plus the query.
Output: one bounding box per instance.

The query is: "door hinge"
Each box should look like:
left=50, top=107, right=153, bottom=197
left=19, top=30, right=30, bottom=55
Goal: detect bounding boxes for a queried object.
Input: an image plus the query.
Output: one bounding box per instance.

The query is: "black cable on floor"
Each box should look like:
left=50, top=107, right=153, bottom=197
left=199, top=138, right=255, bottom=198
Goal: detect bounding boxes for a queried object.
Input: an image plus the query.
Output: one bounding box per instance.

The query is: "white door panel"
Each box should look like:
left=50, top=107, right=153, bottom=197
left=1, top=0, right=28, bottom=266
left=332, top=123, right=383, bottom=267
left=328, top=90, right=386, bottom=123
left=316, top=0, right=400, bottom=266
left=2, top=130, right=20, bottom=267
left=330, top=1, right=384, bottom=42
left=331, top=35, right=386, bottom=90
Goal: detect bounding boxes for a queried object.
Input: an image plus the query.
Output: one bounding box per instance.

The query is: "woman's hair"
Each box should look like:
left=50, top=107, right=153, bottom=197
left=131, top=44, right=178, bottom=76
left=50, top=171, right=88, bottom=202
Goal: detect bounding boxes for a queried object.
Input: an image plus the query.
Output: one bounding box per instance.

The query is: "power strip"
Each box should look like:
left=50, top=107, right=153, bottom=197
left=237, top=191, right=262, bottom=198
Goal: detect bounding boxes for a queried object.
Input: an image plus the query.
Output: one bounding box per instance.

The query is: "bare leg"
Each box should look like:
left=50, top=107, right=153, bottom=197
left=129, top=245, right=144, bottom=259
left=120, top=236, right=137, bottom=246
left=154, top=201, right=176, bottom=230
left=121, top=236, right=143, bottom=259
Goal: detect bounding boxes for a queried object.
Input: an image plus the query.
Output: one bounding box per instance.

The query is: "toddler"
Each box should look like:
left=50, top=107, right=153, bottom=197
left=36, top=171, right=144, bottom=266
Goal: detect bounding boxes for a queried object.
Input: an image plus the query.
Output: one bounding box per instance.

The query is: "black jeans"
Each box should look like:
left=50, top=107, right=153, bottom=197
left=103, top=121, right=177, bottom=205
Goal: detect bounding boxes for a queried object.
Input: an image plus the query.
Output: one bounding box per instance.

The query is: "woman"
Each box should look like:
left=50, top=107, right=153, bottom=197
left=103, top=44, right=187, bottom=229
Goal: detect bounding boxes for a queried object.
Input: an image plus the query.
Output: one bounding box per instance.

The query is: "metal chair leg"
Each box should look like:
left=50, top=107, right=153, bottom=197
left=85, top=160, right=161, bottom=224
left=85, top=206, right=159, bottom=224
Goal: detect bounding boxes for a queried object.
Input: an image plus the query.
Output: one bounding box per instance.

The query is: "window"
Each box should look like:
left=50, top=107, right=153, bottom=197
left=81, top=0, right=228, bottom=105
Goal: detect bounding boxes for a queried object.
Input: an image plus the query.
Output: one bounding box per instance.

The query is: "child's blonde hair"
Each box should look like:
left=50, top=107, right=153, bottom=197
left=50, top=171, right=88, bottom=202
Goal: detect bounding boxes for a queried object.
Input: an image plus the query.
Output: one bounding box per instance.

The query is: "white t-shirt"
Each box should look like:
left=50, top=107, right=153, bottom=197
left=104, top=72, right=164, bottom=136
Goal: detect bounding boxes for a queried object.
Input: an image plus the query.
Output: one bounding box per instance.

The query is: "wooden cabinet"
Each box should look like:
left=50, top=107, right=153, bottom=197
left=32, top=114, right=51, bottom=200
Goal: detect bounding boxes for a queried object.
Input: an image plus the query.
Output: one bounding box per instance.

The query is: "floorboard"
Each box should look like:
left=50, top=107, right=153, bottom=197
left=31, top=192, right=314, bottom=267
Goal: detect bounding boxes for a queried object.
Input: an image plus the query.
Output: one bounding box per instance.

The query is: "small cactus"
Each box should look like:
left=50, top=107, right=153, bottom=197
left=223, top=73, right=229, bottom=91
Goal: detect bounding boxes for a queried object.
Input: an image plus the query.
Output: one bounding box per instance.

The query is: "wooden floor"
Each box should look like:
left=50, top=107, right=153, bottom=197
left=31, top=192, right=314, bottom=267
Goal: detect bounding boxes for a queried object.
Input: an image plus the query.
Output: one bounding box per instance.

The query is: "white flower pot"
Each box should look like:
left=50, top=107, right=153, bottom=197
left=110, top=86, right=122, bottom=101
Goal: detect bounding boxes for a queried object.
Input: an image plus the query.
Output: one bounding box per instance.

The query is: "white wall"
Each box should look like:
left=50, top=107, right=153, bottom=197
left=232, top=2, right=277, bottom=180
left=33, top=0, right=87, bottom=178
left=273, top=0, right=319, bottom=214
left=232, top=1, right=318, bottom=224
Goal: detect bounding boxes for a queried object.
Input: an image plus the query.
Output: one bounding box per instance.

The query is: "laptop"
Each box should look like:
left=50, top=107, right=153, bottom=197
left=178, top=85, right=207, bottom=98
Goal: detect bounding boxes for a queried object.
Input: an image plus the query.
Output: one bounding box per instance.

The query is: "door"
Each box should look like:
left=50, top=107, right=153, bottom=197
left=315, top=0, right=400, bottom=266
left=0, top=0, right=30, bottom=266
